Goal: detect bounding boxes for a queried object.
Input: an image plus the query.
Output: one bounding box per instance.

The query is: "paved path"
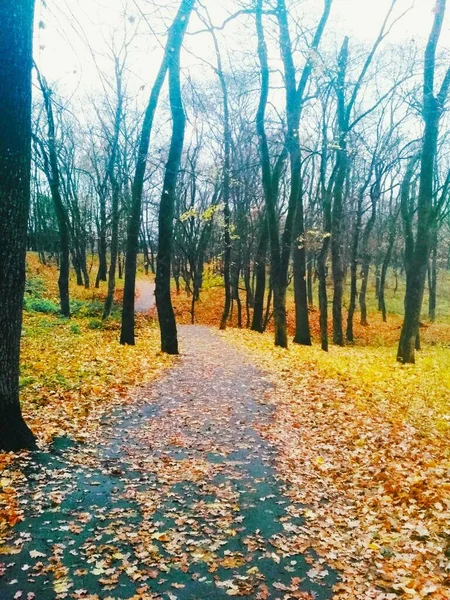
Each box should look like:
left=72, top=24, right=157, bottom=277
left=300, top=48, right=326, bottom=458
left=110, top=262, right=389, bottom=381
left=1, top=327, right=336, bottom=599
left=135, top=280, right=156, bottom=313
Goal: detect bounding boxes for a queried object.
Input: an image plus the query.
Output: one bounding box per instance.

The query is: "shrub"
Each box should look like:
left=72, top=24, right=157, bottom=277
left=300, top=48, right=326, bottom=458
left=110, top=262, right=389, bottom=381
left=24, top=297, right=59, bottom=314
left=25, top=277, right=46, bottom=298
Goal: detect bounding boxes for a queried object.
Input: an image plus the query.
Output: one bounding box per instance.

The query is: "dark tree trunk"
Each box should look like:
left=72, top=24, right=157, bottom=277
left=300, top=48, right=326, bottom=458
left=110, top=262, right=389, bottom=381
left=118, top=249, right=123, bottom=279
left=346, top=194, right=362, bottom=342
left=155, top=0, right=194, bottom=354
left=251, top=215, right=268, bottom=332
left=35, top=71, right=70, bottom=318
left=121, top=0, right=194, bottom=345
left=210, top=33, right=232, bottom=331
left=0, top=0, right=37, bottom=451
left=103, top=177, right=120, bottom=319
left=331, top=38, right=349, bottom=347
left=331, top=147, right=346, bottom=346
left=359, top=178, right=378, bottom=326
left=95, top=202, right=107, bottom=288
left=398, top=0, right=449, bottom=363
left=307, top=256, right=314, bottom=307
left=73, top=252, right=83, bottom=286
left=318, top=235, right=331, bottom=352
left=379, top=213, right=398, bottom=322
left=293, top=180, right=311, bottom=345
left=428, top=228, right=438, bottom=321
left=256, top=0, right=330, bottom=348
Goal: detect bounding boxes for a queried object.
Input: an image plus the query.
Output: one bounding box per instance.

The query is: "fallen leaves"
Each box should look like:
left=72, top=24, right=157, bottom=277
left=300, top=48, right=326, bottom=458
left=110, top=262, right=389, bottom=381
left=225, top=328, right=450, bottom=599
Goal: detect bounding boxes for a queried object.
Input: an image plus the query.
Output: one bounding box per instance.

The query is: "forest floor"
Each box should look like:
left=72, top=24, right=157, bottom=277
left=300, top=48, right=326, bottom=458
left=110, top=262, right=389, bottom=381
left=1, top=256, right=450, bottom=599
left=0, top=326, right=338, bottom=600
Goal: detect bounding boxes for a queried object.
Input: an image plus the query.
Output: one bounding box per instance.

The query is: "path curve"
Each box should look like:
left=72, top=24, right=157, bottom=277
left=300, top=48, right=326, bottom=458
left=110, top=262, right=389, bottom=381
left=2, top=326, right=337, bottom=599
left=135, top=279, right=156, bottom=313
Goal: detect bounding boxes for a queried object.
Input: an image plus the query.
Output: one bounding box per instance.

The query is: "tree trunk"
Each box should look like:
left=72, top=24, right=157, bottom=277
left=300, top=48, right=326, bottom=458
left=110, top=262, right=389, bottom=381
left=103, top=177, right=120, bottom=319
left=121, top=0, right=194, bottom=345
left=155, top=0, right=194, bottom=354
left=398, top=0, right=448, bottom=363
left=95, top=201, right=107, bottom=288
left=251, top=216, right=268, bottom=332
left=293, top=180, right=311, bottom=345
left=0, top=0, right=37, bottom=451
left=35, top=71, right=70, bottom=318
left=359, top=182, right=378, bottom=326
left=346, top=195, right=362, bottom=342
left=379, top=214, right=398, bottom=322
left=428, top=228, right=437, bottom=321
left=331, top=147, right=346, bottom=346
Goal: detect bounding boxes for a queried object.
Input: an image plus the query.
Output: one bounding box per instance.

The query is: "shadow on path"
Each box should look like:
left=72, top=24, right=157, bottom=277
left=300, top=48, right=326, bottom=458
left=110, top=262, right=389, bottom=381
left=1, top=326, right=337, bottom=599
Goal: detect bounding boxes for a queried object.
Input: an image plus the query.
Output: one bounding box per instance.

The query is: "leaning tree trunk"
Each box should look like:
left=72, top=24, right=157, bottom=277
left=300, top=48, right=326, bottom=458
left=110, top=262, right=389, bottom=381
left=155, top=1, right=194, bottom=354
left=121, top=0, right=194, bottom=345
left=0, top=0, right=37, bottom=451
left=36, top=70, right=71, bottom=318
left=359, top=181, right=378, bottom=326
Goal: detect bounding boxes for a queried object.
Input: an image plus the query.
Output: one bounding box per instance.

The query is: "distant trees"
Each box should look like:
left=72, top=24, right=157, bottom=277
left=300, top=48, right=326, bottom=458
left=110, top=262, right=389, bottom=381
left=9, top=0, right=450, bottom=387
left=0, top=0, right=37, bottom=450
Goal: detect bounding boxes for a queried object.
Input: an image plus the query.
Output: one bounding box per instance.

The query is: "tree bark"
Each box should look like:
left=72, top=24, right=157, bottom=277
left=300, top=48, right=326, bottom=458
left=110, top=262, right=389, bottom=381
left=0, top=0, right=37, bottom=451
left=155, top=0, right=195, bottom=354
left=398, top=0, right=449, bottom=363
left=121, top=0, right=194, bottom=345
left=35, top=71, right=71, bottom=318
left=251, top=215, right=268, bottom=332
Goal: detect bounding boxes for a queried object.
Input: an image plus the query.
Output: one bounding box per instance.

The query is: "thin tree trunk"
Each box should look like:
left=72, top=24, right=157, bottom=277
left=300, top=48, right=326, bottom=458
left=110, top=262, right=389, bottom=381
left=346, top=195, right=362, bottom=342
left=293, top=179, right=311, bottom=345
left=155, top=0, right=195, bottom=354
left=35, top=70, right=71, bottom=318
left=379, top=213, right=398, bottom=322
left=428, top=228, right=438, bottom=321
left=95, top=201, right=107, bottom=288
left=103, top=177, right=120, bottom=319
left=251, top=215, right=268, bottom=332
left=121, top=0, right=194, bottom=345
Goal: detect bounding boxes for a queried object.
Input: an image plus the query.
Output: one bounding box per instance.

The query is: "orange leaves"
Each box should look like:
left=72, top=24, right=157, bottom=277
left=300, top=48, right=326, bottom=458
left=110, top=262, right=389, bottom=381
left=225, top=328, right=450, bottom=598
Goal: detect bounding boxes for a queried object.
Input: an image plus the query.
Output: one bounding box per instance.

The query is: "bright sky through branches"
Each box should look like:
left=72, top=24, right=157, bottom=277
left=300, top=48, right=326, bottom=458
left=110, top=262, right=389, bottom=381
left=35, top=0, right=449, bottom=102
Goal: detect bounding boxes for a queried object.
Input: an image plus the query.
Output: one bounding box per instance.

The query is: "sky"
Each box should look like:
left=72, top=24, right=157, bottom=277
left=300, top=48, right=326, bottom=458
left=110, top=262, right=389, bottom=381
left=33, top=0, right=449, bottom=106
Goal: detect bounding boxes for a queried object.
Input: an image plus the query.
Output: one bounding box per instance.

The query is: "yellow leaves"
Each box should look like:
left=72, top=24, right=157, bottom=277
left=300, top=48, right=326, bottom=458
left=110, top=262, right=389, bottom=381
left=304, top=510, right=318, bottom=520
left=19, top=312, right=173, bottom=445
left=53, top=577, right=71, bottom=595
left=0, top=545, right=22, bottom=555
left=151, top=531, right=170, bottom=542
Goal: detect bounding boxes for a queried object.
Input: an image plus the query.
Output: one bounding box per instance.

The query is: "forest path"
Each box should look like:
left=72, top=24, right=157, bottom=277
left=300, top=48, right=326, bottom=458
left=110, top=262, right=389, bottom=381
left=2, top=327, right=337, bottom=599
left=135, top=279, right=156, bottom=312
